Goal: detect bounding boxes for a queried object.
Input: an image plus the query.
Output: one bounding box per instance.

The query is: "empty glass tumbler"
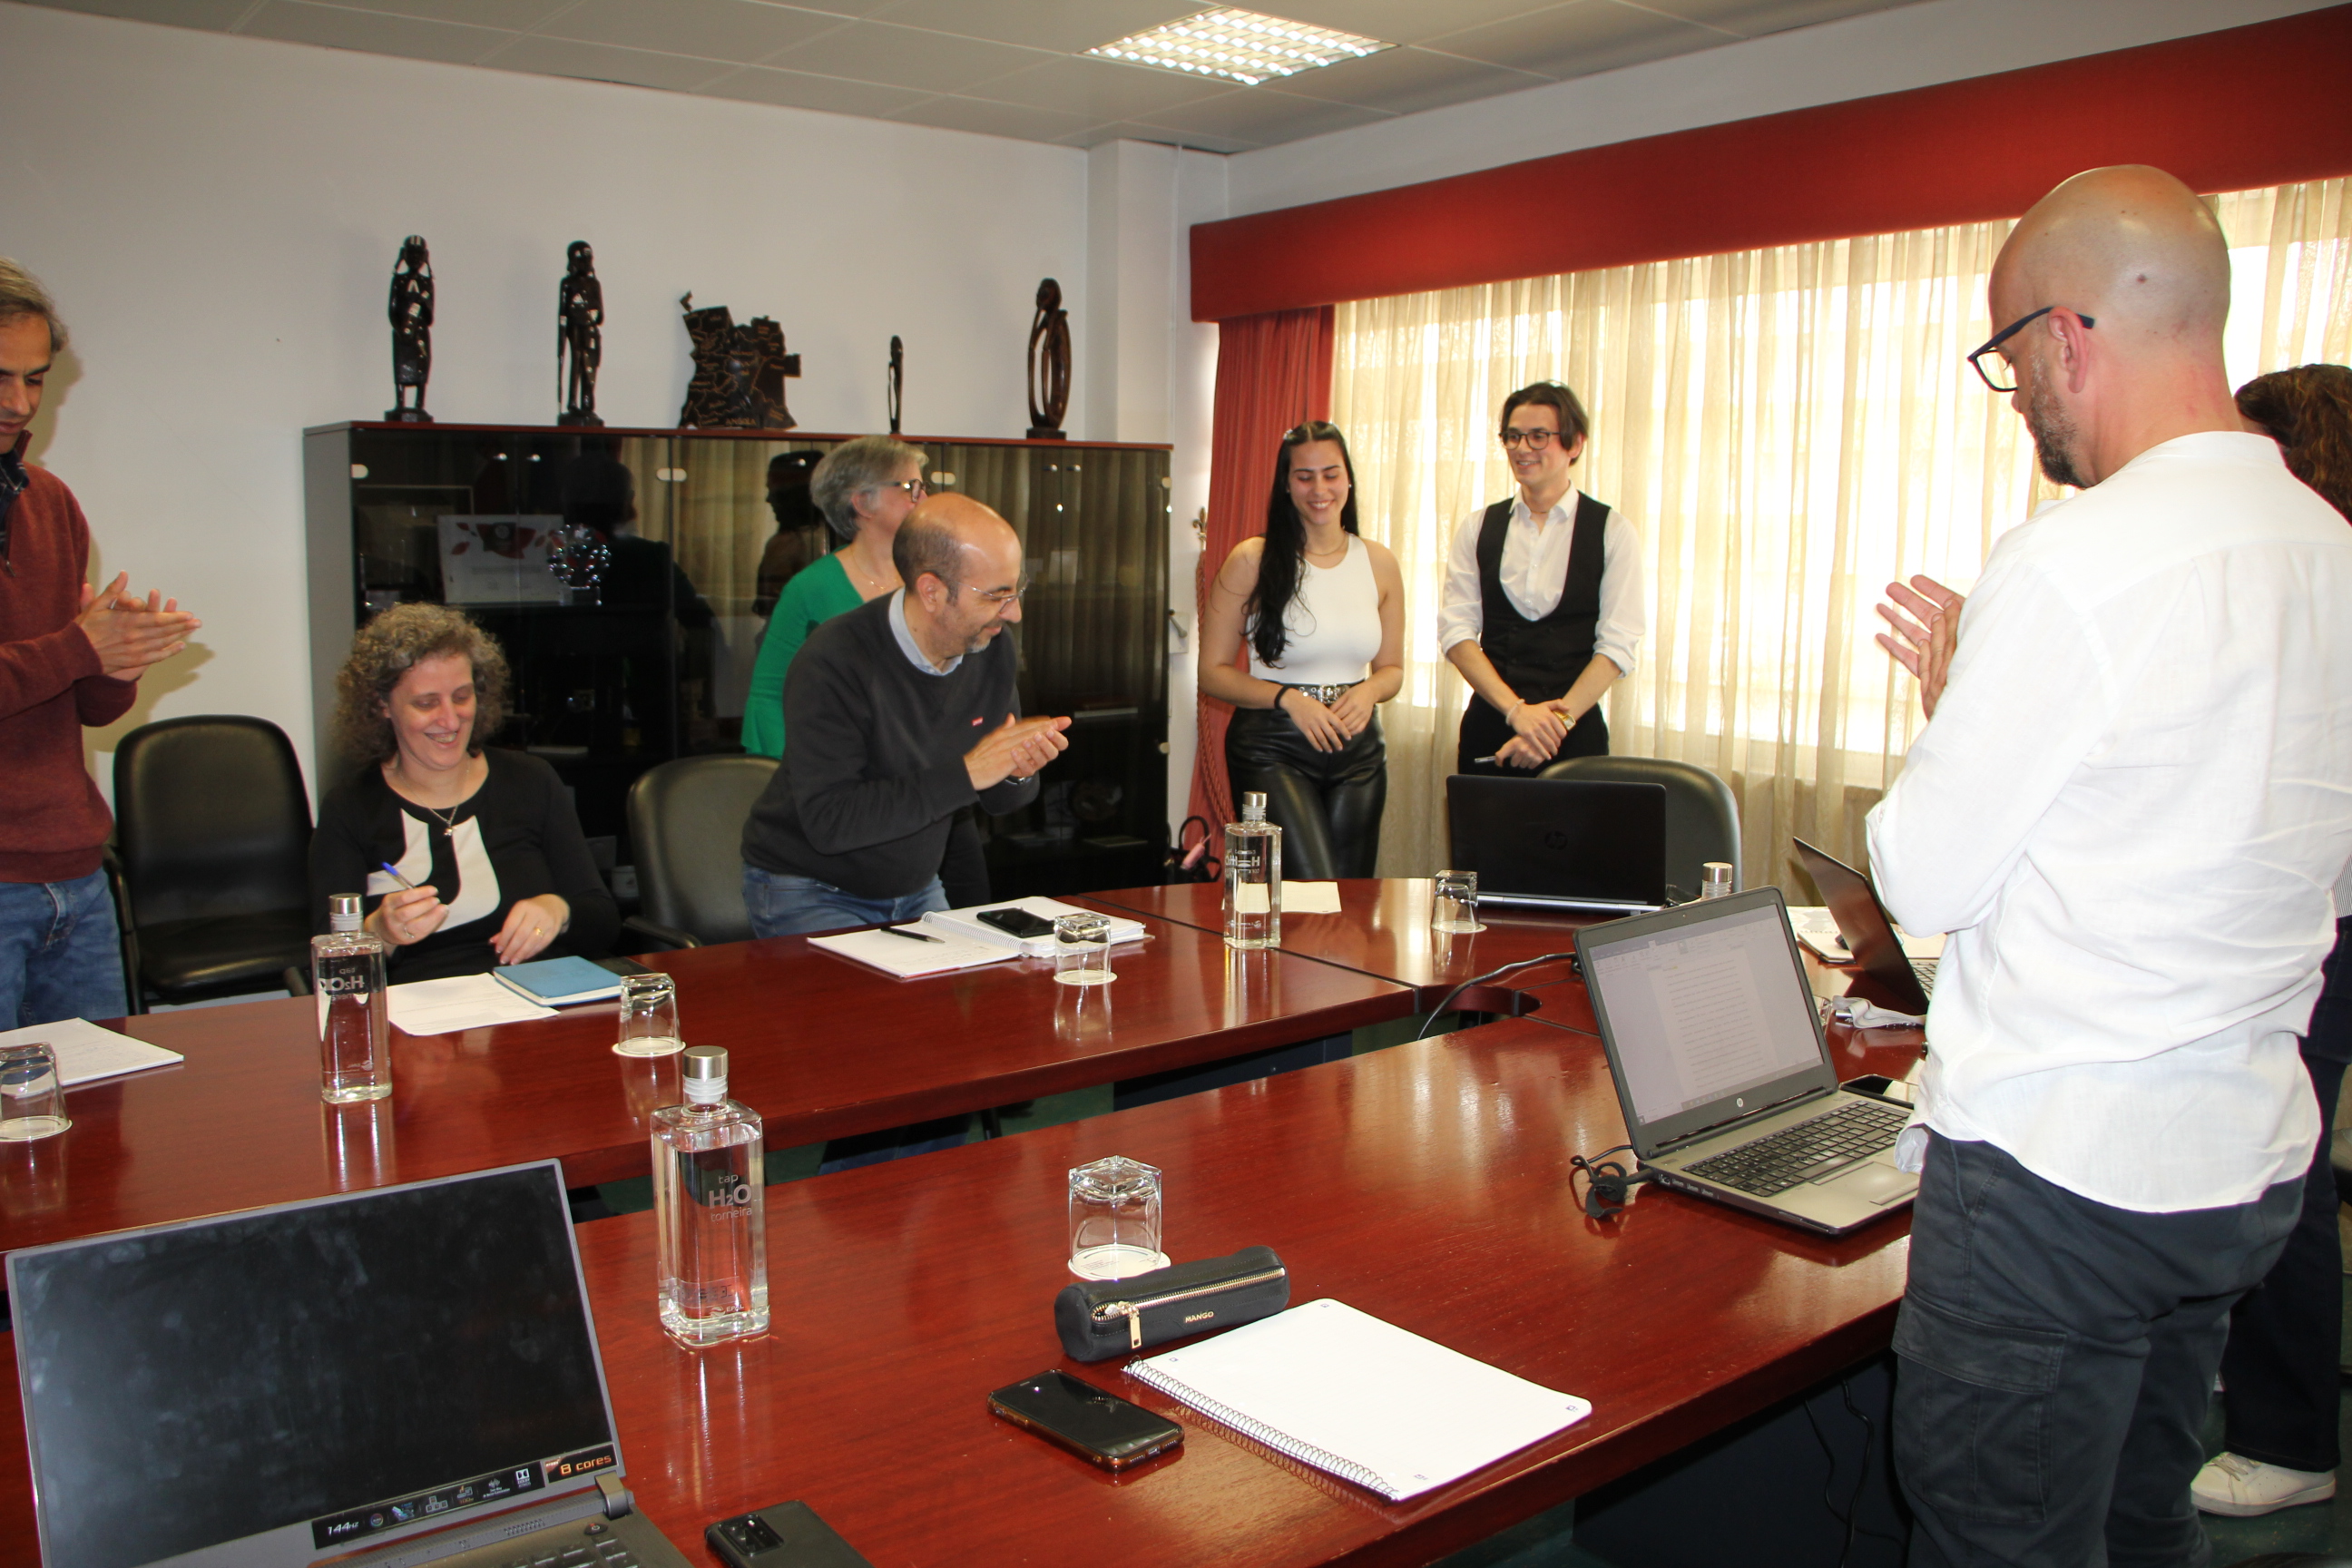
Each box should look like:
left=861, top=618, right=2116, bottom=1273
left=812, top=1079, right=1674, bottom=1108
left=1054, top=912, right=1117, bottom=987
left=1432, top=869, right=1484, bottom=934
left=1067, top=1154, right=1167, bottom=1279
left=0, top=1042, right=71, bottom=1142
left=615, top=972, right=685, bottom=1058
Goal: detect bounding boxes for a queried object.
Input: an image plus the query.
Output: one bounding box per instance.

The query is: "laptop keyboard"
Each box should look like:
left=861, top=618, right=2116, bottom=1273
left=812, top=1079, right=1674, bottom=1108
left=1685, top=1099, right=1910, bottom=1197
left=1914, top=957, right=1937, bottom=995
left=495, top=1529, right=643, bottom=1568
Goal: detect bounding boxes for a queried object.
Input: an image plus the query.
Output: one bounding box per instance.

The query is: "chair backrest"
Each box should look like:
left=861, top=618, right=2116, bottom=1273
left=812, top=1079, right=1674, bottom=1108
left=113, top=716, right=312, bottom=927
left=1536, top=755, right=1740, bottom=902
left=627, top=755, right=779, bottom=945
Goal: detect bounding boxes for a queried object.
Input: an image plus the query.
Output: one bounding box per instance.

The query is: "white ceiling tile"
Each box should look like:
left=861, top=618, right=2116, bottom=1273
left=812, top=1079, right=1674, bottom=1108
left=22, top=0, right=258, bottom=27
left=482, top=33, right=733, bottom=89
left=1426, top=0, right=1728, bottom=80
left=237, top=1, right=514, bottom=64
left=885, top=94, right=1096, bottom=142
left=1134, top=85, right=1390, bottom=142
left=537, top=0, right=841, bottom=63
left=1050, top=120, right=1257, bottom=154
left=325, top=0, right=570, bottom=27
left=768, top=19, right=1056, bottom=93
left=870, top=0, right=1199, bottom=54
left=1263, top=0, right=1567, bottom=48
left=1640, top=0, right=1927, bottom=36
left=697, top=63, right=933, bottom=113
left=1263, top=44, right=1548, bottom=113
left=974, top=55, right=1232, bottom=120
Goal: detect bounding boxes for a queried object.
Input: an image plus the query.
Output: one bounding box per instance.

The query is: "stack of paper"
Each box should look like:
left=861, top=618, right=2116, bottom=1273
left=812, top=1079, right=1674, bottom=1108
left=0, top=1016, right=183, bottom=1085
left=920, top=897, right=1149, bottom=958
left=807, top=925, right=1020, bottom=979
left=1127, top=1298, right=1589, bottom=1501
left=387, top=975, right=557, bottom=1035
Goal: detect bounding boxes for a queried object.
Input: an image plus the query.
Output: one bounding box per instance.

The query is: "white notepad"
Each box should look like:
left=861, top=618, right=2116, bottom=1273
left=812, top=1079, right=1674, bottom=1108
left=806, top=925, right=1019, bottom=978
left=1126, top=1298, right=1590, bottom=1501
left=387, top=974, right=558, bottom=1035
left=0, top=1016, right=184, bottom=1085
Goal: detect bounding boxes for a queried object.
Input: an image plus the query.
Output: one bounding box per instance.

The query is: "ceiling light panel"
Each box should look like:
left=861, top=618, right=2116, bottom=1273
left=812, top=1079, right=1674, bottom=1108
left=1085, top=7, right=1392, bottom=87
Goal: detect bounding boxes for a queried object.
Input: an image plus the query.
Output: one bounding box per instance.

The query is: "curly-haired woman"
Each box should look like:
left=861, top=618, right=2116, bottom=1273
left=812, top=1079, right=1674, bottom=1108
left=308, top=603, right=618, bottom=980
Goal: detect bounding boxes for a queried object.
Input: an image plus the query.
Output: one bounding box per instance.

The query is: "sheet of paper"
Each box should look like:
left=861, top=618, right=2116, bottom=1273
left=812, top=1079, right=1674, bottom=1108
left=808, top=926, right=1021, bottom=979
left=387, top=974, right=557, bottom=1036
left=0, top=1015, right=184, bottom=1086
left=1283, top=881, right=1344, bottom=914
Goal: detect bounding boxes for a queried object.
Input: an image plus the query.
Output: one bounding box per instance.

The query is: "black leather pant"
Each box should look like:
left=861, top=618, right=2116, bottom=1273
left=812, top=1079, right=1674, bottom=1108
left=1224, top=703, right=1387, bottom=880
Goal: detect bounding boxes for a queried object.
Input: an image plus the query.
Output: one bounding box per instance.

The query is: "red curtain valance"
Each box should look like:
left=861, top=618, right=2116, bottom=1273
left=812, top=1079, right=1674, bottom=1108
left=1191, top=5, right=2352, bottom=322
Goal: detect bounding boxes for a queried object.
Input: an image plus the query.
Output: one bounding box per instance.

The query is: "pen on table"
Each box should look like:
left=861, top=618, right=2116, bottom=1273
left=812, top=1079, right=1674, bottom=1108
left=878, top=925, right=944, bottom=945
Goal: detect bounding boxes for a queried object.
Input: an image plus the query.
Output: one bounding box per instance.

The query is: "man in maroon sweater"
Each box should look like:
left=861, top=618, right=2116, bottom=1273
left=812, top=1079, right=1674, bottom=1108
left=1, top=259, right=199, bottom=1027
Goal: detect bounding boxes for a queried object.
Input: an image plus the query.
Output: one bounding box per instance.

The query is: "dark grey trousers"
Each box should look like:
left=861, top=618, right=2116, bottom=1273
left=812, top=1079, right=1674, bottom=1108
left=1894, top=1134, right=2301, bottom=1568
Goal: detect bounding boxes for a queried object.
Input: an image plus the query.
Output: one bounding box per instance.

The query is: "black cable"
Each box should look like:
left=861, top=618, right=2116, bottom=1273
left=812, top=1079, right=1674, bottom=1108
left=1519, top=1014, right=1601, bottom=1039
left=1567, top=1143, right=1651, bottom=1220
left=1415, top=949, right=1582, bottom=1039
left=1839, top=1376, right=1906, bottom=1551
left=1802, top=1375, right=1906, bottom=1567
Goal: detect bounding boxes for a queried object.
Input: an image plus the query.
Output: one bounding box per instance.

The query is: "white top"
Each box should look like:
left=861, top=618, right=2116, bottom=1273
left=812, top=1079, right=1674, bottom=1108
left=1867, top=432, right=2352, bottom=1213
left=1437, top=491, right=1646, bottom=679
left=1247, top=534, right=1384, bottom=687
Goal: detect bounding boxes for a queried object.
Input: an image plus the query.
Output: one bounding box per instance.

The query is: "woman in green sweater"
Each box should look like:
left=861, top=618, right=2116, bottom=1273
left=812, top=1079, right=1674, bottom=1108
left=741, top=435, right=923, bottom=759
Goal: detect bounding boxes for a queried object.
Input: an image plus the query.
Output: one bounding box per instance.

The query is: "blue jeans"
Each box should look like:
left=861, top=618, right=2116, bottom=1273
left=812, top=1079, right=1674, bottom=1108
left=0, top=870, right=130, bottom=1027
left=742, top=866, right=948, bottom=938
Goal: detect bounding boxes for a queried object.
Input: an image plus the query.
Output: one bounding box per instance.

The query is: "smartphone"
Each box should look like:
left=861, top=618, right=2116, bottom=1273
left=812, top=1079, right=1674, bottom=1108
left=976, top=906, right=1058, bottom=940
left=1841, top=1073, right=1914, bottom=1105
left=988, top=1369, right=1183, bottom=1470
left=706, top=1501, right=874, bottom=1568
left=593, top=956, right=654, bottom=978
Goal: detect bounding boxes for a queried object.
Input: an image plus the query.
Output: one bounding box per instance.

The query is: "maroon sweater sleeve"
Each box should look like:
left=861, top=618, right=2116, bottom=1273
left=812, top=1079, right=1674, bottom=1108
left=0, top=469, right=124, bottom=882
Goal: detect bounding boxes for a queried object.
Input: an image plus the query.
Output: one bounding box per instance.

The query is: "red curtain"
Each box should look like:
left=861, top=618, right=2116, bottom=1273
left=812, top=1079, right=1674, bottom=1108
left=1184, top=306, right=1334, bottom=848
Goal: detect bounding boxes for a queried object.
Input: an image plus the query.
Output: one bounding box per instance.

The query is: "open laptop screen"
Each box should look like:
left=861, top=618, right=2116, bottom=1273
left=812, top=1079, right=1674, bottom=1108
left=10, top=1162, right=618, bottom=1568
left=1581, top=895, right=1828, bottom=1133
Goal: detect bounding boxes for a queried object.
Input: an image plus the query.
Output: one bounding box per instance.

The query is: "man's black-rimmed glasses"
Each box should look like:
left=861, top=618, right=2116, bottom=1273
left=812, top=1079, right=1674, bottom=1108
left=1967, top=305, right=2096, bottom=392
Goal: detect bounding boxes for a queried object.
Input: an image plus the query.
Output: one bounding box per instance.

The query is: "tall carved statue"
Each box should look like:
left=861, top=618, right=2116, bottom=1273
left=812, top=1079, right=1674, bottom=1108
left=887, top=335, right=904, bottom=436
left=557, top=240, right=604, bottom=427
left=1026, top=278, right=1070, bottom=440
left=387, top=235, right=435, bottom=423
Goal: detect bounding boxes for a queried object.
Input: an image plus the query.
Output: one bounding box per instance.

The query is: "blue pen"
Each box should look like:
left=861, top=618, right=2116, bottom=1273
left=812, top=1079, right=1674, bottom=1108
left=379, top=862, right=420, bottom=891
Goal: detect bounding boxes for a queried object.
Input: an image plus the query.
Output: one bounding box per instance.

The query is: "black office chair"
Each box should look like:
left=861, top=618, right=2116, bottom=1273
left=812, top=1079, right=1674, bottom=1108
left=109, top=715, right=314, bottom=1013
left=623, top=755, right=778, bottom=950
left=1537, top=754, right=1740, bottom=903
left=2221, top=1555, right=2352, bottom=1567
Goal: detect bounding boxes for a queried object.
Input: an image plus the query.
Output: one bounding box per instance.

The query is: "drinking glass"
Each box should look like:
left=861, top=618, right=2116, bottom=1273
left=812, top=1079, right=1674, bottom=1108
left=1432, top=869, right=1484, bottom=934
left=614, top=972, right=685, bottom=1058
left=1054, top=912, right=1117, bottom=987
left=1068, top=1155, right=1166, bottom=1279
left=0, top=1042, right=71, bottom=1142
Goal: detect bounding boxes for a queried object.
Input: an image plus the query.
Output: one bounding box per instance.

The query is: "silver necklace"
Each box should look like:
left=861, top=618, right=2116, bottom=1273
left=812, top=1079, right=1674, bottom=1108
left=419, top=801, right=463, bottom=836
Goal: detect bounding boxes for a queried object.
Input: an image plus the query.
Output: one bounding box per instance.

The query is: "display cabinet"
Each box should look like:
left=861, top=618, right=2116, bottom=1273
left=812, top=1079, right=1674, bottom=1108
left=304, top=422, right=1171, bottom=901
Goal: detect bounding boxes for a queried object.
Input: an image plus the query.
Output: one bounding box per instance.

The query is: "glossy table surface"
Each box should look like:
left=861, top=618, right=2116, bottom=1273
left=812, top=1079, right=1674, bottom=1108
left=0, top=1013, right=1924, bottom=1566
left=1092, top=880, right=1600, bottom=1014
left=0, top=913, right=1408, bottom=1259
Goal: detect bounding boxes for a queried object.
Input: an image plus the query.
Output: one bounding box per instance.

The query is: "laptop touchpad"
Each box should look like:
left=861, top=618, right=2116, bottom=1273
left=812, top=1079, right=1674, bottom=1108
left=1831, top=1161, right=1919, bottom=1207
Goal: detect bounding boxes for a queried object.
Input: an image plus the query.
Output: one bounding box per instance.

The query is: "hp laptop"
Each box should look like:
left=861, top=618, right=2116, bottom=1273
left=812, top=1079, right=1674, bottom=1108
left=1576, top=889, right=1917, bottom=1235
left=1446, top=777, right=1669, bottom=913
left=8, top=1161, right=694, bottom=1568
left=1791, top=838, right=1936, bottom=1015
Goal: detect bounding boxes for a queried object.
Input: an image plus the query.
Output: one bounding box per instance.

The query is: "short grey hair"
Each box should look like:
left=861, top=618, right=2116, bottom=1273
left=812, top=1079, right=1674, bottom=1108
left=809, top=435, right=923, bottom=540
left=0, top=257, right=68, bottom=354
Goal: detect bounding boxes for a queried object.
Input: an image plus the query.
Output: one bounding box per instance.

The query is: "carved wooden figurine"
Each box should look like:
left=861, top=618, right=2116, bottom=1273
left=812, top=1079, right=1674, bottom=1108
left=678, top=294, right=800, bottom=429
left=1026, top=278, right=1070, bottom=440
left=557, top=240, right=604, bottom=427
left=387, top=235, right=434, bottom=423
left=887, top=335, right=904, bottom=436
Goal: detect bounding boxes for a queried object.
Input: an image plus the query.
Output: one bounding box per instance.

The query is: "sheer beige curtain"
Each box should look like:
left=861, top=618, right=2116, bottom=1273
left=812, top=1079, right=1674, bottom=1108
left=1334, top=177, right=2351, bottom=892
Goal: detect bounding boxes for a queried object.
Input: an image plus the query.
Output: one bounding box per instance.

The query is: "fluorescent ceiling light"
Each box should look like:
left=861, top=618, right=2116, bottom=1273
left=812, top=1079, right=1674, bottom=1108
left=1085, top=7, right=1394, bottom=87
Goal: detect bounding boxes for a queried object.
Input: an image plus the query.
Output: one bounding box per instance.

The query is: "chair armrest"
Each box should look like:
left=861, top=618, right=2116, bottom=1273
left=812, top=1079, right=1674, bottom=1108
left=103, top=844, right=148, bottom=1016
left=622, top=915, right=701, bottom=952
left=282, top=965, right=313, bottom=997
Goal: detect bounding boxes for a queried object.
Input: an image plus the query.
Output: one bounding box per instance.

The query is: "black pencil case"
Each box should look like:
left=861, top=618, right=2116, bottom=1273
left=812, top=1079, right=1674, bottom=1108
left=1054, top=1246, right=1290, bottom=1362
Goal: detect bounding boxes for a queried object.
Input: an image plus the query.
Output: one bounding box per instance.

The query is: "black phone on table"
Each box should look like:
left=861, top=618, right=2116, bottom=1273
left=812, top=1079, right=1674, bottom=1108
left=976, top=906, right=1058, bottom=940
left=988, top=1369, right=1183, bottom=1470
left=706, top=1501, right=873, bottom=1568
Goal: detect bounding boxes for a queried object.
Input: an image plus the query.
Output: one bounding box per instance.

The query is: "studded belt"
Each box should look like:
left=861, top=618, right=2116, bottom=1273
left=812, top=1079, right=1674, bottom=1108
left=1282, top=682, right=1358, bottom=705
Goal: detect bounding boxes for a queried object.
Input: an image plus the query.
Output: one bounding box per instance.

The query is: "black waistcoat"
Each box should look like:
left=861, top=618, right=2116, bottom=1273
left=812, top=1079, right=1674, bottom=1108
left=1475, top=491, right=1610, bottom=701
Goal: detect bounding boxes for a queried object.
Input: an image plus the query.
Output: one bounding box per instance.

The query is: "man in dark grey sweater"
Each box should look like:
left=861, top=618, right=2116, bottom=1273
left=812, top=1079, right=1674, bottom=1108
left=741, top=493, right=1068, bottom=937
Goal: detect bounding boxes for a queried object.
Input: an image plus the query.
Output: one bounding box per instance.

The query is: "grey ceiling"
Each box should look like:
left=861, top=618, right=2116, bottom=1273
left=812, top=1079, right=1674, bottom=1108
left=21, top=0, right=1932, bottom=152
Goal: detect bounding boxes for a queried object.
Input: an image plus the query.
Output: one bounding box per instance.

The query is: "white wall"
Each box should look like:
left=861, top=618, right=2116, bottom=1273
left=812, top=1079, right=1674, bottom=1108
left=4, top=2, right=1090, bottom=805
left=1227, top=0, right=2339, bottom=218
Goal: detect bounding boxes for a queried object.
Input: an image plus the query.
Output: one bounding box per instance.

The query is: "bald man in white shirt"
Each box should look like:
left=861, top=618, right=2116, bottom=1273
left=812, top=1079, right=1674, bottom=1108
left=1868, top=166, right=2352, bottom=1568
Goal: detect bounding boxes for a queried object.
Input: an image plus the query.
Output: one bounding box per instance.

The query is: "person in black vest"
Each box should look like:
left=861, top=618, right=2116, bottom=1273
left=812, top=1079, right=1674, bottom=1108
left=1438, top=381, right=1645, bottom=774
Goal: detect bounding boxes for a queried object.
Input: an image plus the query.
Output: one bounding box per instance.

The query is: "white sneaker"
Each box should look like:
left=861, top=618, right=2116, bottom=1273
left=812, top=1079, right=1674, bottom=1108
left=2191, top=1452, right=2338, bottom=1516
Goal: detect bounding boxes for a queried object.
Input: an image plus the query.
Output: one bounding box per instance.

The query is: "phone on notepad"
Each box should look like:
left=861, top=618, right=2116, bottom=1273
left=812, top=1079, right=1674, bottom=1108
left=989, top=1369, right=1183, bottom=1470
left=976, top=906, right=1058, bottom=940
left=706, top=1501, right=874, bottom=1568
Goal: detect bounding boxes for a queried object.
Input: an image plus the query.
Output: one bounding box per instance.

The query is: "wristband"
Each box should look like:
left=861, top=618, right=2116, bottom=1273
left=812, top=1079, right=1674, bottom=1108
left=1504, top=700, right=1524, bottom=727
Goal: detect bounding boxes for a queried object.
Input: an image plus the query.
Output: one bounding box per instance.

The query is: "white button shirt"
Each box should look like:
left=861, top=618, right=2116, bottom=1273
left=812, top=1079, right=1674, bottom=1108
left=1436, top=491, right=1647, bottom=680
left=1867, top=432, right=2352, bottom=1213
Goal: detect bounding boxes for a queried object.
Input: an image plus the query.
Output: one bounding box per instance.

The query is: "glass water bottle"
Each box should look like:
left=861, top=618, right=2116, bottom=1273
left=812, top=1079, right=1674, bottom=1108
left=651, top=1045, right=769, bottom=1348
left=312, top=892, right=392, bottom=1103
left=1224, top=791, right=1282, bottom=950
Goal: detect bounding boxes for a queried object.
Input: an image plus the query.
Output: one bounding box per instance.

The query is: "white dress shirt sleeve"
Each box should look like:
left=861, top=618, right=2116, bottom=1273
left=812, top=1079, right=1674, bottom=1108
left=1436, top=505, right=1489, bottom=655
left=1592, top=512, right=1647, bottom=680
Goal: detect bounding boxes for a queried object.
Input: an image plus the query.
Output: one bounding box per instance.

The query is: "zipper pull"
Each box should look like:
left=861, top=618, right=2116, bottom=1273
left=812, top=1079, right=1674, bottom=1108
left=1122, top=1302, right=1142, bottom=1349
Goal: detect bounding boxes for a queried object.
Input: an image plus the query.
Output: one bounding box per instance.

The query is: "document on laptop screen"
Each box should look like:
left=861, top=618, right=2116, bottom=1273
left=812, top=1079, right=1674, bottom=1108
left=1589, top=905, right=1823, bottom=1123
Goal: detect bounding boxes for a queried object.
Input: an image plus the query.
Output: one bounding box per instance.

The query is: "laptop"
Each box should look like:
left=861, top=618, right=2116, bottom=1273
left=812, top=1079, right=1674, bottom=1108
left=8, top=1161, right=694, bottom=1568
left=1446, top=776, right=1669, bottom=913
left=1790, top=838, right=1936, bottom=1015
left=1575, top=888, right=1917, bottom=1235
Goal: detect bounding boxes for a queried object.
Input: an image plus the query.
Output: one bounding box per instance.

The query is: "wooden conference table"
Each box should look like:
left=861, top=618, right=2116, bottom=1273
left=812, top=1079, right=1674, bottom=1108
left=0, top=1004, right=1924, bottom=1565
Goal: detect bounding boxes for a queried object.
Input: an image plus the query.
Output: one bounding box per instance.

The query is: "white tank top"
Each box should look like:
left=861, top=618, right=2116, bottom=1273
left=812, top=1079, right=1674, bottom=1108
left=1247, top=534, right=1382, bottom=686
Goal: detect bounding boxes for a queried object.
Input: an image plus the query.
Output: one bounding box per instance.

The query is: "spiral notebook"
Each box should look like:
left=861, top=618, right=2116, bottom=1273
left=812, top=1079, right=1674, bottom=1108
left=1125, top=1298, right=1589, bottom=1502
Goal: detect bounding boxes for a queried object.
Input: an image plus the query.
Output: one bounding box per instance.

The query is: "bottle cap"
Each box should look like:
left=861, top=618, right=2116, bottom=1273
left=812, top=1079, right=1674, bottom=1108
left=1241, top=791, right=1267, bottom=823
left=328, top=893, right=363, bottom=932
left=1700, top=863, right=1734, bottom=898
left=682, top=1044, right=728, bottom=1103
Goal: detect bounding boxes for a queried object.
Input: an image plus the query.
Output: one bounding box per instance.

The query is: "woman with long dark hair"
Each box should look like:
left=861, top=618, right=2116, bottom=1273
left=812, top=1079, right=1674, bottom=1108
left=1198, top=422, right=1405, bottom=878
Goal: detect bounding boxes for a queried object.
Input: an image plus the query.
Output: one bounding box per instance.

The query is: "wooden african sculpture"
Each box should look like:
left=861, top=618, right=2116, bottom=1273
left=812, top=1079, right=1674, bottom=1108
left=1026, top=277, right=1069, bottom=440
left=887, top=335, right=904, bottom=436
left=386, top=235, right=434, bottom=423
left=678, top=294, right=799, bottom=429
left=557, top=240, right=604, bottom=428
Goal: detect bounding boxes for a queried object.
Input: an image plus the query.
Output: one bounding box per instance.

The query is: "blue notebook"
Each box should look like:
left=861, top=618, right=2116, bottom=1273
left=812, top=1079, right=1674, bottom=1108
left=491, top=956, right=624, bottom=1005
